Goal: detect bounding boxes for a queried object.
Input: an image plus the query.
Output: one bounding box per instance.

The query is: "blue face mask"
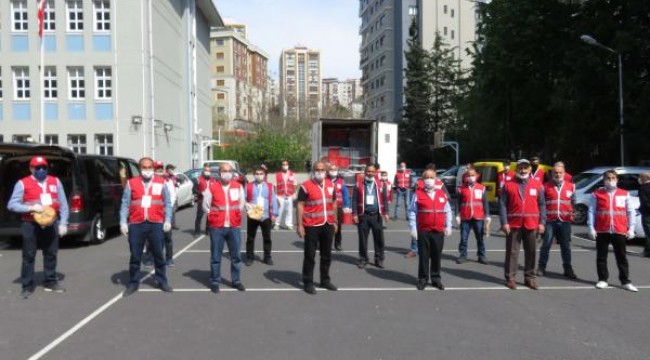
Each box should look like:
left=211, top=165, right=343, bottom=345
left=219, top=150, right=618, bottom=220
left=34, top=168, right=48, bottom=181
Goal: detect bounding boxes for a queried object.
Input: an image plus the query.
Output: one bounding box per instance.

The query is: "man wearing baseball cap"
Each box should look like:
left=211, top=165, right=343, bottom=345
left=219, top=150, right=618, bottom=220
left=8, top=156, right=69, bottom=299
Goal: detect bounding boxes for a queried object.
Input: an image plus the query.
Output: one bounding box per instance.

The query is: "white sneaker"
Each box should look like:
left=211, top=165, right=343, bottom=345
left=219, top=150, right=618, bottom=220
left=273, top=224, right=280, bottom=230
left=595, top=281, right=609, bottom=289
left=286, top=225, right=294, bottom=230
left=622, top=283, right=639, bottom=292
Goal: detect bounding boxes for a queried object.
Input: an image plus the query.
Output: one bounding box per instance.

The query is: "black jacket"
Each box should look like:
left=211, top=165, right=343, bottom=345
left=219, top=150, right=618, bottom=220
left=639, top=183, right=650, bottom=215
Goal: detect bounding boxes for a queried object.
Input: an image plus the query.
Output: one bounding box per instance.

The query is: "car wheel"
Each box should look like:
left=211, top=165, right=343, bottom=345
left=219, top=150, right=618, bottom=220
left=90, top=215, right=107, bottom=244
left=573, top=205, right=587, bottom=225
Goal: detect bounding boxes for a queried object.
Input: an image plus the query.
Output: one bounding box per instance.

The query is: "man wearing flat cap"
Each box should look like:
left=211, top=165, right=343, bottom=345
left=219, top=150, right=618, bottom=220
left=499, top=159, right=546, bottom=290
left=8, top=156, right=69, bottom=299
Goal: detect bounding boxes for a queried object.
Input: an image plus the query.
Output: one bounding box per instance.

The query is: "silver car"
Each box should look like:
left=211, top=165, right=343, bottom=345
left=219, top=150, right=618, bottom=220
left=572, top=166, right=650, bottom=225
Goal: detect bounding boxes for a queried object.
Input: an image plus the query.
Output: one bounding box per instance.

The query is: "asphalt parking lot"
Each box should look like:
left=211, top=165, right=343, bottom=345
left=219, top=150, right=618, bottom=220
left=1, top=207, right=649, bottom=360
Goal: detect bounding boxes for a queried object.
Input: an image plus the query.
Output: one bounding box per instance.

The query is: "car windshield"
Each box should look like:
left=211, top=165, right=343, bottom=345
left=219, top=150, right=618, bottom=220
left=574, top=172, right=601, bottom=190
left=440, top=166, right=459, bottom=177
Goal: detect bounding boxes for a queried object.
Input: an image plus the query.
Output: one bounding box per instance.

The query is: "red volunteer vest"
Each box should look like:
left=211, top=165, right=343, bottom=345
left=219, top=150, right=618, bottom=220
left=381, top=180, right=393, bottom=203
left=246, top=181, right=273, bottom=210
left=415, top=188, right=448, bottom=232
left=208, top=181, right=243, bottom=228
left=128, top=176, right=166, bottom=224
left=458, top=183, right=486, bottom=221
left=20, top=175, right=61, bottom=222
left=356, top=179, right=386, bottom=215
left=197, top=176, right=212, bottom=201
left=395, top=170, right=411, bottom=188
left=544, top=181, right=574, bottom=222
left=593, top=188, right=628, bottom=235
left=497, top=170, right=515, bottom=197
left=276, top=171, right=296, bottom=196
left=532, top=168, right=545, bottom=183
left=332, top=177, right=346, bottom=207
left=301, top=179, right=336, bottom=227
left=503, top=179, right=543, bottom=229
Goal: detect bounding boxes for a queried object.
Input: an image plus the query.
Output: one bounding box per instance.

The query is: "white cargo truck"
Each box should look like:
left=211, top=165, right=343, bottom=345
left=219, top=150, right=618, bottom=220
left=311, top=118, right=398, bottom=185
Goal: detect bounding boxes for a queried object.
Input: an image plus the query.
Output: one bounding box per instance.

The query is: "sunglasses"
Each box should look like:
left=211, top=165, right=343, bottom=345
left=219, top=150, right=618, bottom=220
left=35, top=165, right=48, bottom=170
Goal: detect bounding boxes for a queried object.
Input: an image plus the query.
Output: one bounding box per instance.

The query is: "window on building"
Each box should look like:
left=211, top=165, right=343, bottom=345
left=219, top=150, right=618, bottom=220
left=216, top=66, right=224, bottom=73
left=13, top=134, right=32, bottom=143
left=216, top=52, right=225, bottom=59
left=68, top=67, right=85, bottom=99
left=68, top=134, right=87, bottom=154
left=44, top=67, right=58, bottom=99
left=216, top=80, right=225, bottom=86
left=95, top=134, right=113, bottom=155
left=451, top=30, right=455, bottom=39
left=217, top=107, right=225, bottom=114
left=44, top=0, right=56, bottom=31
left=217, top=93, right=225, bottom=100
left=443, top=5, right=448, bottom=14
left=93, top=0, right=111, bottom=32
left=443, top=27, right=448, bottom=36
left=13, top=67, right=30, bottom=100
left=44, top=134, right=58, bottom=145
left=67, top=0, right=84, bottom=31
left=408, top=5, right=417, bottom=16
left=216, top=39, right=224, bottom=46
left=11, top=0, right=28, bottom=31
left=95, top=67, right=112, bottom=99
left=451, top=9, right=455, bottom=18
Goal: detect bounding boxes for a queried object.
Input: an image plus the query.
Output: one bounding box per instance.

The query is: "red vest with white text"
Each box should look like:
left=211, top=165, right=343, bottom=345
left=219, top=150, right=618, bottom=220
left=497, top=170, right=515, bottom=197
left=355, top=179, right=386, bottom=215
left=276, top=171, right=296, bottom=196
left=128, top=176, right=166, bottom=224
left=458, top=183, right=486, bottom=221
left=208, top=181, right=243, bottom=228
left=395, top=170, right=411, bottom=188
left=593, top=188, right=628, bottom=235
left=415, top=188, right=448, bottom=232
left=544, top=181, right=574, bottom=222
left=532, top=168, right=545, bottom=183
left=332, top=177, right=346, bottom=207
left=20, top=175, right=61, bottom=222
left=301, top=179, right=336, bottom=227
left=503, top=179, right=543, bottom=229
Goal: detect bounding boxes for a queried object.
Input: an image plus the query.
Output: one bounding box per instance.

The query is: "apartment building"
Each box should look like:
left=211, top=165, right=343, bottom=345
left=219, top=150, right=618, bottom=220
left=279, top=46, right=322, bottom=120
left=0, top=0, right=222, bottom=169
left=322, top=78, right=363, bottom=110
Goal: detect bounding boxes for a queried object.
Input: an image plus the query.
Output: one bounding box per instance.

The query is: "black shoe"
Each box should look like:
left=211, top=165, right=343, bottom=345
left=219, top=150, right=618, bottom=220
left=172, top=226, right=180, bottom=230
left=233, top=283, right=246, bottom=291
left=563, top=267, right=578, bottom=280
left=304, top=283, right=316, bottom=295
left=159, top=283, right=174, bottom=293
left=456, top=257, right=468, bottom=264
left=263, top=257, right=274, bottom=266
left=44, top=283, right=66, bottom=293
left=210, top=284, right=220, bottom=294
left=357, top=260, right=367, bottom=269
left=432, top=281, right=445, bottom=290
left=193, top=232, right=201, bottom=237
left=416, top=280, right=427, bottom=291
left=536, top=267, right=546, bottom=277
left=320, top=282, right=338, bottom=291
left=374, top=259, right=384, bottom=269
left=20, top=288, right=34, bottom=299
left=334, top=244, right=343, bottom=251
left=123, top=285, right=139, bottom=297
left=244, top=257, right=254, bottom=266
left=478, top=256, right=488, bottom=265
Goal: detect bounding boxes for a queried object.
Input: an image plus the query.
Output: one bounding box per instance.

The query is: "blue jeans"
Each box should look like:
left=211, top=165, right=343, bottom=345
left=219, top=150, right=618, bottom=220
left=393, top=188, right=409, bottom=219
left=128, top=222, right=167, bottom=286
left=209, top=227, right=242, bottom=286
left=538, top=220, right=572, bottom=268
left=459, top=219, right=485, bottom=258
left=21, top=221, right=59, bottom=289
left=410, top=238, right=418, bottom=253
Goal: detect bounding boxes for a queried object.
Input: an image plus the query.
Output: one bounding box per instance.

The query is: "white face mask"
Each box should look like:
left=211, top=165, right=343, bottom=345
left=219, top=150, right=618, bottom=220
left=254, top=175, right=264, bottom=182
left=155, top=171, right=165, bottom=177
left=424, top=179, right=436, bottom=189
left=282, top=165, right=289, bottom=171
left=203, top=171, right=211, bottom=177
left=313, top=171, right=325, bottom=181
left=329, top=171, right=338, bottom=178
left=467, top=176, right=476, bottom=184
left=141, top=170, right=154, bottom=179
left=365, top=176, right=374, bottom=182
left=605, top=180, right=617, bottom=189
left=381, top=176, right=388, bottom=181
left=220, top=172, right=233, bottom=181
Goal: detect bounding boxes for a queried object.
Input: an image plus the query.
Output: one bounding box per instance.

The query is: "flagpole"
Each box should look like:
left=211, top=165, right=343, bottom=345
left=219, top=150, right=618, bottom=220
left=40, top=33, right=44, bottom=144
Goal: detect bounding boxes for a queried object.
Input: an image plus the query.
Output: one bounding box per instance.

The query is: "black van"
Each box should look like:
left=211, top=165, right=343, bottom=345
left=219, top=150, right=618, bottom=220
left=0, top=144, right=140, bottom=243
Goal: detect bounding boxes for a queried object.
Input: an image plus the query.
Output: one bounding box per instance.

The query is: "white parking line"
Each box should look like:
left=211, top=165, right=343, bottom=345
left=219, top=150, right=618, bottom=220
left=572, top=234, right=645, bottom=255
left=137, top=285, right=650, bottom=292
left=28, top=235, right=207, bottom=360
left=181, top=249, right=595, bottom=254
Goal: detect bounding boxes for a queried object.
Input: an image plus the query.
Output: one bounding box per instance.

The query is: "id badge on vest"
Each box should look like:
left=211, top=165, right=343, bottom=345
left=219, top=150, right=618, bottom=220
left=366, top=195, right=375, bottom=205
left=141, top=195, right=152, bottom=208
left=474, top=189, right=483, bottom=198
left=615, top=196, right=626, bottom=208
left=230, top=188, right=240, bottom=201
left=40, top=193, right=53, bottom=206
left=151, top=183, right=163, bottom=196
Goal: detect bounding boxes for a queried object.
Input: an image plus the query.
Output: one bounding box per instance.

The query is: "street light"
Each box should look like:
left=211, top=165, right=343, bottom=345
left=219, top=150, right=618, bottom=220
left=580, top=34, right=625, bottom=166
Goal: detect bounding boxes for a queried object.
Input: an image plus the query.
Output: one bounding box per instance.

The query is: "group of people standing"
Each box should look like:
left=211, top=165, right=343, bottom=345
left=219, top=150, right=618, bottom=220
left=8, top=154, right=648, bottom=299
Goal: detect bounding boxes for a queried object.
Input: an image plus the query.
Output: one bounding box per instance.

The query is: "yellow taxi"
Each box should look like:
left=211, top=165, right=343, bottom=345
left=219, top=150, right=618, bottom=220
left=472, top=160, right=552, bottom=207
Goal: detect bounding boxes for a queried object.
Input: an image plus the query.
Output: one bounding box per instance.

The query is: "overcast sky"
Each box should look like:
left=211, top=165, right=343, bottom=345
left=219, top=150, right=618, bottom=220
left=214, top=0, right=362, bottom=80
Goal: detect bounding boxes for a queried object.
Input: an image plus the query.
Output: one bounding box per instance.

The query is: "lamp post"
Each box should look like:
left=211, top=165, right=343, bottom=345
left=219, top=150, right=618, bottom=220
left=580, top=34, right=625, bottom=166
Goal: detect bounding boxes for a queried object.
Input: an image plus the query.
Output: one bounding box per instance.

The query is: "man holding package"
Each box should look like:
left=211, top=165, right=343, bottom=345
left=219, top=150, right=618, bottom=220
left=244, top=167, right=278, bottom=266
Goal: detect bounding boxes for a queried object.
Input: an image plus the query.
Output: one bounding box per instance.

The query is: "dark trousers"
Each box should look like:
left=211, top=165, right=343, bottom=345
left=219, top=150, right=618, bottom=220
left=357, top=213, right=385, bottom=261
left=128, top=222, right=167, bottom=286
left=642, top=214, right=650, bottom=255
left=596, top=233, right=630, bottom=284
left=505, top=227, right=537, bottom=281
left=334, top=208, right=343, bottom=248
left=209, top=227, right=242, bottom=286
left=417, top=230, right=444, bottom=282
left=538, top=220, right=572, bottom=269
left=194, top=202, right=205, bottom=234
left=144, top=230, right=173, bottom=262
left=21, top=222, right=59, bottom=290
left=458, top=219, right=486, bottom=258
left=246, top=218, right=273, bottom=260
left=302, top=224, right=334, bottom=285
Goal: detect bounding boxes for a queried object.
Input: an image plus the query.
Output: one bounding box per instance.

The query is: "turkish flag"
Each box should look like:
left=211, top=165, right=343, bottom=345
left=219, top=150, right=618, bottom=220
left=37, top=0, right=46, bottom=38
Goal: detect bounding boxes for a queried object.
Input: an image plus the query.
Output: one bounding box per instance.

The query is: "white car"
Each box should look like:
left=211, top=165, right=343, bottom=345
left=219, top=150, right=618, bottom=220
left=630, top=196, right=647, bottom=239
left=174, top=173, right=195, bottom=208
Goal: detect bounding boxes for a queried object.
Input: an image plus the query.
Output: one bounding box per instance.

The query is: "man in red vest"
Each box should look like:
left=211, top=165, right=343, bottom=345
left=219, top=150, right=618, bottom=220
left=8, top=156, right=70, bottom=299
left=499, top=159, right=546, bottom=290
left=328, top=163, right=350, bottom=251
left=392, top=162, right=411, bottom=220
left=408, top=169, right=452, bottom=290
left=455, top=167, right=490, bottom=265
left=275, top=160, right=296, bottom=230
left=296, top=161, right=338, bottom=295
left=193, top=165, right=213, bottom=237
left=244, top=166, right=278, bottom=266
left=119, top=157, right=174, bottom=297
left=530, top=156, right=546, bottom=183
left=203, top=163, right=246, bottom=293
left=497, top=160, right=515, bottom=199
left=352, top=165, right=389, bottom=269
left=587, top=170, right=638, bottom=292
left=142, top=161, right=178, bottom=268
left=536, top=162, right=577, bottom=279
